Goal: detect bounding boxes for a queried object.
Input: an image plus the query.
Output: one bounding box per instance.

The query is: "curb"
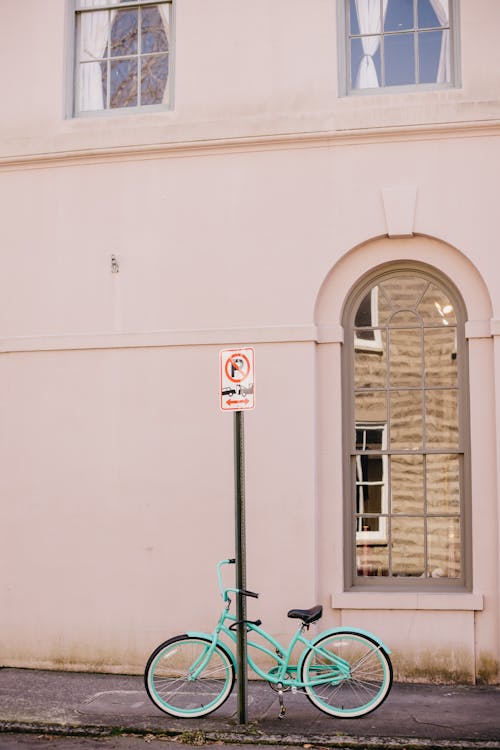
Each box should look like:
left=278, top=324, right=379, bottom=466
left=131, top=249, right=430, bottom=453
left=2, top=721, right=500, bottom=750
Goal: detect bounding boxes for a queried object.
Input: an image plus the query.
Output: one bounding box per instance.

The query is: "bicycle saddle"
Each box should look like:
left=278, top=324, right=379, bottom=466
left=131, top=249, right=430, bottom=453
left=287, top=605, right=323, bottom=624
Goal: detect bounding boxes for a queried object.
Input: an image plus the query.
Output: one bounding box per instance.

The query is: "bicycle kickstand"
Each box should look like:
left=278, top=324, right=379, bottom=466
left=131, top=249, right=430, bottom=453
left=277, top=683, right=286, bottom=719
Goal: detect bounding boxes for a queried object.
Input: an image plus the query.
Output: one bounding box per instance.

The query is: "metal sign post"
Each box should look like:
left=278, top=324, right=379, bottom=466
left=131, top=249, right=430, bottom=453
left=219, top=347, right=255, bottom=725
left=234, top=408, right=248, bottom=725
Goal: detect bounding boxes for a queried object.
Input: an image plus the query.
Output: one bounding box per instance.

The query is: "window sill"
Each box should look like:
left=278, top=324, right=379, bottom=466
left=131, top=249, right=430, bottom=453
left=331, top=592, right=484, bottom=611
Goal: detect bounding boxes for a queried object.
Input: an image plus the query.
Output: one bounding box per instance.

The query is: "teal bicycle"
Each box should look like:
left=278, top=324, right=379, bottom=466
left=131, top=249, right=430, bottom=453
left=144, top=559, right=392, bottom=719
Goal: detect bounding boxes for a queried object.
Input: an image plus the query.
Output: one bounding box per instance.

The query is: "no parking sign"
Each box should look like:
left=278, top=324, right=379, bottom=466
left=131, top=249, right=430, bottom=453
left=219, top=348, right=255, bottom=411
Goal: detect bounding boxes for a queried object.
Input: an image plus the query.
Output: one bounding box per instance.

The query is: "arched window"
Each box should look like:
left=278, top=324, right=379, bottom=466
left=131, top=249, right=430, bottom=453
left=343, top=265, right=470, bottom=589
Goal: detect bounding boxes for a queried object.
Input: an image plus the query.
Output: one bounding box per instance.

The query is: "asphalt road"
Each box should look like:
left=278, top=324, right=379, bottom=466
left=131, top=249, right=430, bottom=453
left=0, top=738, right=302, bottom=750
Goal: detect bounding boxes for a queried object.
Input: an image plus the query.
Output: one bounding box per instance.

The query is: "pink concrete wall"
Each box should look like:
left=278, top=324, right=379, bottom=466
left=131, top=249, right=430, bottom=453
left=0, top=0, right=499, bottom=681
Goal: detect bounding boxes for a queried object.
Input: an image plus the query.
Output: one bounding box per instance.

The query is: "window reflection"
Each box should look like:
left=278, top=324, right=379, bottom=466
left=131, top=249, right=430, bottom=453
left=389, top=326, right=422, bottom=387
left=428, top=517, right=461, bottom=578
left=77, top=1, right=170, bottom=113
left=391, top=518, right=425, bottom=576
left=390, top=390, right=423, bottom=450
left=391, top=455, right=424, bottom=514
left=348, top=0, right=452, bottom=91
left=352, top=271, right=463, bottom=581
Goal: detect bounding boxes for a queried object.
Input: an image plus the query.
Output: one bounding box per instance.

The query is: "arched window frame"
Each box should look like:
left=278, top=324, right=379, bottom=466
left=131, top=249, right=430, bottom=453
left=342, top=262, right=472, bottom=591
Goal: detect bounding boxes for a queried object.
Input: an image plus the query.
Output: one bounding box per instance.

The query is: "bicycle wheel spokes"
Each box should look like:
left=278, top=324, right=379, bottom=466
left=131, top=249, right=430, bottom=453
left=145, top=635, right=235, bottom=718
left=301, top=631, right=392, bottom=718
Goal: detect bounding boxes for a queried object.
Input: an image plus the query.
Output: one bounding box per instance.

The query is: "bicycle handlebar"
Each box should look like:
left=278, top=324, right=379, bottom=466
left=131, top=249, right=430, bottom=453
left=216, top=558, right=259, bottom=601
left=240, top=589, right=259, bottom=598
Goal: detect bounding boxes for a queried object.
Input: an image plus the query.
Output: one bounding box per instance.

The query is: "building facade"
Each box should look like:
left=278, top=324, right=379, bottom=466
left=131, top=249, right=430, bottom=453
left=0, top=0, right=499, bottom=683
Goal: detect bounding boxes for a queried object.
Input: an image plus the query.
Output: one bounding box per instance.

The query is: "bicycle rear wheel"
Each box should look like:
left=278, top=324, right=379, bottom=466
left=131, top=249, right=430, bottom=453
left=301, top=630, right=392, bottom=718
left=145, top=635, right=235, bottom=718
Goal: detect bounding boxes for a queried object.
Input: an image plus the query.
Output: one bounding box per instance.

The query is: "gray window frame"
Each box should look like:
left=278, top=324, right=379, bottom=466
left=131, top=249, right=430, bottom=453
left=337, top=0, right=461, bottom=97
left=69, top=0, right=175, bottom=118
left=342, top=263, right=472, bottom=591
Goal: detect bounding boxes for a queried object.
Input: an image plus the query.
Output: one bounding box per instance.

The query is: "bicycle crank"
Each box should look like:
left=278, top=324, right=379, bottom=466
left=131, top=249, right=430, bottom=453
left=277, top=683, right=286, bottom=719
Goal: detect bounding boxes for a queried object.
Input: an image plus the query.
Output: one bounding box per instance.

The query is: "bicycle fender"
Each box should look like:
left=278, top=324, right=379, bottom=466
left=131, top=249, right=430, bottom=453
left=297, top=626, right=391, bottom=674
left=186, top=631, right=237, bottom=670
left=315, top=627, right=390, bottom=653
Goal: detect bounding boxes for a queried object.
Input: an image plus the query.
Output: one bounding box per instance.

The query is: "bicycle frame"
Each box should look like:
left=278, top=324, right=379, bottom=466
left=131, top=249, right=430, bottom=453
left=187, top=559, right=357, bottom=689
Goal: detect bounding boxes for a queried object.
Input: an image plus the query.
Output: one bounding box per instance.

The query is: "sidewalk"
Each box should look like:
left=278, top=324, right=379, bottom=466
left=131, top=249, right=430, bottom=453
left=0, top=668, right=499, bottom=749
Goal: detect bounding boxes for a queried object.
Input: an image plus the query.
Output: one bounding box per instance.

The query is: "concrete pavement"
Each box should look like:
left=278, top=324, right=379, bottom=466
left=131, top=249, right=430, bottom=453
left=0, top=668, right=499, bottom=748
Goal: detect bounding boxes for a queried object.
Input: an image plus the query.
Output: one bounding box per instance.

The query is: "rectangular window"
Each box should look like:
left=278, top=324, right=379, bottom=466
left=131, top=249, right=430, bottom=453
left=340, top=0, right=459, bottom=95
left=74, top=0, right=172, bottom=115
left=354, top=287, right=384, bottom=351
left=355, top=424, right=388, bottom=546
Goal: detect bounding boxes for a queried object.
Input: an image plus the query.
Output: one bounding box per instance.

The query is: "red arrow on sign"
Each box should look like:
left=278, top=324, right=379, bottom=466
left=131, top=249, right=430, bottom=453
left=226, top=398, right=250, bottom=407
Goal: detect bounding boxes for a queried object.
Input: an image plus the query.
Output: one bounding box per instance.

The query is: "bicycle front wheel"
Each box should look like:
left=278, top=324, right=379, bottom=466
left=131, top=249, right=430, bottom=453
left=145, top=635, right=235, bottom=718
left=301, top=630, right=392, bottom=718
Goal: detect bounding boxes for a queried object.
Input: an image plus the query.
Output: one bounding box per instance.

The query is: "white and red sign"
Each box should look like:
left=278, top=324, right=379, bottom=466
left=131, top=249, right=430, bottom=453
left=220, top=347, right=255, bottom=411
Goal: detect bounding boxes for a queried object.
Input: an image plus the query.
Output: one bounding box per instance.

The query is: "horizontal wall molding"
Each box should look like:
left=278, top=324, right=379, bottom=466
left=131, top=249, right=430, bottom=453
left=331, top=591, right=484, bottom=611
left=316, top=325, right=344, bottom=344
left=1, top=320, right=498, bottom=353
left=0, top=325, right=317, bottom=354
left=466, top=320, right=494, bottom=339
left=2, top=119, right=500, bottom=172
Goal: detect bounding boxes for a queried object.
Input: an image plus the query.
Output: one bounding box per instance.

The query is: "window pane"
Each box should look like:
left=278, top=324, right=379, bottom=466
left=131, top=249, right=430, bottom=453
left=418, top=0, right=448, bottom=28
left=389, top=327, right=423, bottom=387
left=350, top=37, right=382, bottom=89
left=389, top=309, right=421, bottom=326
left=76, top=0, right=114, bottom=7
left=418, top=284, right=456, bottom=325
left=355, top=292, right=372, bottom=327
left=427, top=517, right=461, bottom=578
left=425, top=389, right=458, bottom=449
left=141, top=54, right=169, bottom=105
left=380, top=276, right=428, bottom=310
left=391, top=455, right=424, bottom=514
left=390, top=390, right=423, bottom=450
left=392, top=517, right=425, bottom=576
left=356, top=533, right=389, bottom=577
left=79, top=10, right=109, bottom=62
left=424, top=328, right=457, bottom=386
left=356, top=454, right=384, bottom=509
left=355, top=286, right=392, bottom=328
left=355, top=393, right=387, bottom=430
left=385, top=0, right=414, bottom=32
left=78, top=61, right=106, bottom=111
left=375, top=285, right=393, bottom=326
left=427, top=454, right=460, bottom=513
left=356, top=479, right=383, bottom=516
left=385, top=33, right=416, bottom=86
left=111, top=9, right=138, bottom=57
left=349, top=0, right=360, bottom=35
left=110, top=58, right=138, bottom=107
left=355, top=427, right=385, bottom=451
left=419, top=30, right=445, bottom=83
left=142, top=5, right=169, bottom=53
left=354, top=331, right=386, bottom=388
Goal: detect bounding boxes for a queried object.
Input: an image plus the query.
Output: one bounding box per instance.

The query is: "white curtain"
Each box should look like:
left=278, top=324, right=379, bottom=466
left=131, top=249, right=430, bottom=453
left=354, top=0, right=388, bottom=89
left=429, top=0, right=450, bottom=83
left=79, top=0, right=120, bottom=111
